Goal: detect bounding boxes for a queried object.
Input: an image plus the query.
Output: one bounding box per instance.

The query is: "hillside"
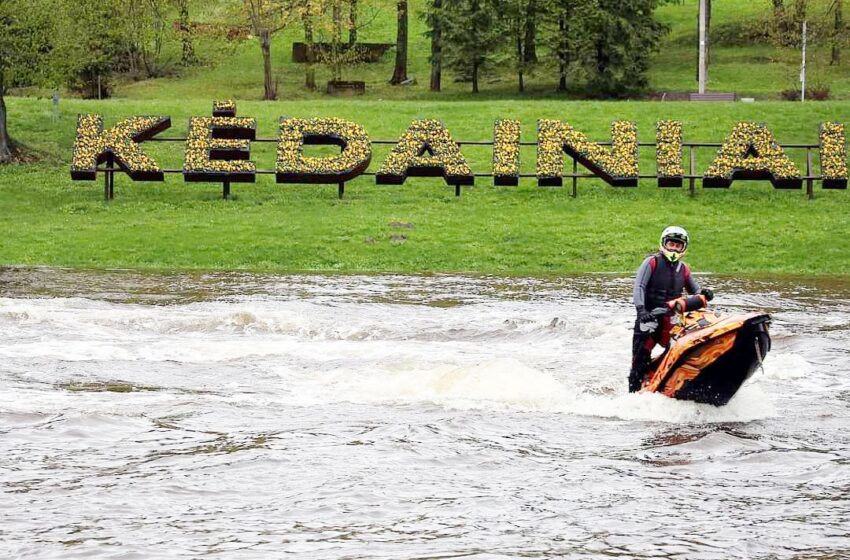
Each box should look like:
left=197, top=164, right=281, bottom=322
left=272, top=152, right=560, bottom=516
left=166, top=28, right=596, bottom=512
left=108, top=0, right=850, bottom=101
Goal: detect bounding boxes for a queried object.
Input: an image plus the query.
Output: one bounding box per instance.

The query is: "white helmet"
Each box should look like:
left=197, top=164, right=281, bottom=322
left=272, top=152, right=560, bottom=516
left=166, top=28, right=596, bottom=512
left=660, top=226, right=689, bottom=262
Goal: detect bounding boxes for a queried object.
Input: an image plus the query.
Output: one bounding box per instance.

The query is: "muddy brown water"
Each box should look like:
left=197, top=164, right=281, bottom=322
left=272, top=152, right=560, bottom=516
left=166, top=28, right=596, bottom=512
left=1, top=267, right=849, bottom=559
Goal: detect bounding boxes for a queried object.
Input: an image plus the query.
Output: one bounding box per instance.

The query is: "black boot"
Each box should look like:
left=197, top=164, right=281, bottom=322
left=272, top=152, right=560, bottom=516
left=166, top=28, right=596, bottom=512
left=628, top=363, right=647, bottom=393
left=629, top=329, right=652, bottom=393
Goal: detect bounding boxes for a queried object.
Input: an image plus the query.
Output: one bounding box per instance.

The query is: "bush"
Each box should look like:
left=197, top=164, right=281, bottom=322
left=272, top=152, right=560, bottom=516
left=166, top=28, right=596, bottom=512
left=780, top=86, right=830, bottom=101
left=780, top=89, right=800, bottom=101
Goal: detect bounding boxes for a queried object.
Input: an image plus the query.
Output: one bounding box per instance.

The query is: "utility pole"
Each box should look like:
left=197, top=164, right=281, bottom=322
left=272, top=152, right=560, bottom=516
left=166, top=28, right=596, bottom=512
left=698, top=0, right=707, bottom=94
left=801, top=20, right=808, bottom=102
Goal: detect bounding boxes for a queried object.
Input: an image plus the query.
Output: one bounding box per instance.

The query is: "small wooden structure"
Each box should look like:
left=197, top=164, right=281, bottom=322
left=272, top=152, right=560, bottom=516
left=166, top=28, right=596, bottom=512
left=690, top=93, right=738, bottom=102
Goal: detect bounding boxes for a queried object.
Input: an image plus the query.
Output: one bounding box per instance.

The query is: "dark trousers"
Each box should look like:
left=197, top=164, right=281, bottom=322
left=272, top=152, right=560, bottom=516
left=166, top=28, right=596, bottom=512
left=629, top=316, right=671, bottom=392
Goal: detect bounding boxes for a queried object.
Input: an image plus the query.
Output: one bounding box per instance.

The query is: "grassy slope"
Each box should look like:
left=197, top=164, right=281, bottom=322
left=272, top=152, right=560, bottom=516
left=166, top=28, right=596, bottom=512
left=1, top=97, right=848, bottom=275
left=113, top=0, right=850, bottom=101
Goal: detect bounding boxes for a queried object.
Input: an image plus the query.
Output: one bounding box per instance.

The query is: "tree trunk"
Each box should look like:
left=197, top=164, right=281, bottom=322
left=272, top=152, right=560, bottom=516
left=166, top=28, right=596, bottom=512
left=558, top=15, right=568, bottom=92
left=517, top=32, right=524, bottom=93
left=390, top=0, right=409, bottom=84
left=833, top=0, right=843, bottom=65
left=430, top=0, right=442, bottom=91
left=349, top=0, right=358, bottom=46
left=472, top=61, right=479, bottom=94
left=304, top=18, right=316, bottom=90
left=524, top=0, right=537, bottom=64
left=260, top=30, right=276, bottom=100
left=178, top=0, right=197, bottom=66
left=0, top=83, right=12, bottom=164
left=332, top=3, right=343, bottom=82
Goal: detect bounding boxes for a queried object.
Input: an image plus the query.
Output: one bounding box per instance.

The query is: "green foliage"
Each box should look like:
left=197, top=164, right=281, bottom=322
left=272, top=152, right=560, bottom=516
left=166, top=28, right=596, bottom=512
left=119, top=0, right=177, bottom=78
left=497, top=0, right=538, bottom=91
left=578, top=0, right=669, bottom=97
left=424, top=0, right=667, bottom=96
left=6, top=0, right=850, bottom=101
left=0, top=0, right=53, bottom=88
left=439, top=0, right=507, bottom=93
left=533, top=0, right=669, bottom=97
left=51, top=0, right=127, bottom=98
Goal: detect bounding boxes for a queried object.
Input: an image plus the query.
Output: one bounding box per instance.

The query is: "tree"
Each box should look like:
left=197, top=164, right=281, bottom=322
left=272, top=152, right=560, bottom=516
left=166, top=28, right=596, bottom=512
left=501, top=0, right=538, bottom=92
left=121, top=0, right=170, bottom=78
left=523, top=0, right=539, bottom=63
left=536, top=0, right=667, bottom=97
left=306, top=0, right=373, bottom=87
left=349, top=0, right=358, bottom=45
left=303, top=12, right=317, bottom=89
left=0, top=1, right=20, bottom=162
left=581, top=0, right=668, bottom=97
left=536, top=0, right=578, bottom=92
left=770, top=0, right=809, bottom=47
left=441, top=0, right=505, bottom=93
left=830, top=0, right=844, bottom=64
left=389, top=0, right=409, bottom=84
left=0, top=0, right=52, bottom=162
left=425, top=0, right=442, bottom=91
left=51, top=0, right=126, bottom=99
left=244, top=0, right=300, bottom=100
left=557, top=10, right=569, bottom=91
left=175, top=0, right=197, bottom=66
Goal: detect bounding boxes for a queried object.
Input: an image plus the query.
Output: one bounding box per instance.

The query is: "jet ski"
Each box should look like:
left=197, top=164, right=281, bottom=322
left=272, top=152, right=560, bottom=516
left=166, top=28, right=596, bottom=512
left=640, top=295, right=771, bottom=406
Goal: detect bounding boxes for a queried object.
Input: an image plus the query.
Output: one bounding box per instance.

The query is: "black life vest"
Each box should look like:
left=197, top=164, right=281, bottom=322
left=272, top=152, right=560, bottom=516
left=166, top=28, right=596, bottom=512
left=646, top=252, right=691, bottom=309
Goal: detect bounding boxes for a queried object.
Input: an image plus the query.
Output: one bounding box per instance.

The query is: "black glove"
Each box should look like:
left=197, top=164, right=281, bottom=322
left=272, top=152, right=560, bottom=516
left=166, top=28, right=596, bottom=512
left=700, top=288, right=714, bottom=302
left=637, top=306, right=654, bottom=323
left=637, top=307, right=658, bottom=333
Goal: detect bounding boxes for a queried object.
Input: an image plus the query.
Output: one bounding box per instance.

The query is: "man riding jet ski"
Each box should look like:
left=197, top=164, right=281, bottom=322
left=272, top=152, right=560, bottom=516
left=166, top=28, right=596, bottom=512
left=630, top=226, right=771, bottom=405
left=630, top=226, right=711, bottom=392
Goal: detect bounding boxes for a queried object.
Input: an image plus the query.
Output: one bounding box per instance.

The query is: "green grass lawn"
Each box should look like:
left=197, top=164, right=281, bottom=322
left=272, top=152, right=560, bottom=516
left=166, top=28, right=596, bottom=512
left=1, top=97, right=849, bottom=276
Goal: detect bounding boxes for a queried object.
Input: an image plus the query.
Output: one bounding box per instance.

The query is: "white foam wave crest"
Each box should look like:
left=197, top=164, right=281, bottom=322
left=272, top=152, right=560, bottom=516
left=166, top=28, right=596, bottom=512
left=0, top=297, right=609, bottom=337
left=277, top=357, right=776, bottom=424
left=0, top=297, right=611, bottom=362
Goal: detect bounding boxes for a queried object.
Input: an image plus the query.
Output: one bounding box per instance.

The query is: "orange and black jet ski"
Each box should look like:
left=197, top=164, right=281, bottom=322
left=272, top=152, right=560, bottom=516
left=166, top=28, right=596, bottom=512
left=640, top=295, right=771, bottom=406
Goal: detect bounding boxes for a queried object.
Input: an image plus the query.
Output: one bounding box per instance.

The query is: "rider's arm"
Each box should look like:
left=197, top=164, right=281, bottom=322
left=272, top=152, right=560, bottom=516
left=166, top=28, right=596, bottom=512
left=633, top=257, right=653, bottom=310
left=684, top=265, right=701, bottom=295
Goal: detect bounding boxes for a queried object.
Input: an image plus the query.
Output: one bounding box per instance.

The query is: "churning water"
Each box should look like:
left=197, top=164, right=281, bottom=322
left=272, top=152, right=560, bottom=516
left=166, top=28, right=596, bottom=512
left=1, top=268, right=849, bottom=559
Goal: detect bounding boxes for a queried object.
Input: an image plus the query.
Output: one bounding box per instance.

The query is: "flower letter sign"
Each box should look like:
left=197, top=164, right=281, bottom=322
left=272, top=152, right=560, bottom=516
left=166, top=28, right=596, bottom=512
left=71, top=102, right=848, bottom=197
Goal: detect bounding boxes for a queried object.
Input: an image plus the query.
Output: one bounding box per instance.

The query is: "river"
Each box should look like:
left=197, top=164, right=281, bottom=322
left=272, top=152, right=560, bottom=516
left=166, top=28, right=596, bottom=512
left=1, top=268, right=849, bottom=559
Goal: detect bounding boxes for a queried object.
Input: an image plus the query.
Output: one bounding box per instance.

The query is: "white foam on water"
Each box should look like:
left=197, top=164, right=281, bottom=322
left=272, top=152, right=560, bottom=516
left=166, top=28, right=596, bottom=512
left=760, top=352, right=813, bottom=380
left=296, top=358, right=571, bottom=411
left=274, top=356, right=777, bottom=424
left=569, top=383, right=777, bottom=423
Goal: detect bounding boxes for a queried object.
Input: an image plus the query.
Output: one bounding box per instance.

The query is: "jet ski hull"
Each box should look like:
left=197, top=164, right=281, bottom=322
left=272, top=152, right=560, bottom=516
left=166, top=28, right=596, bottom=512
left=641, top=311, right=771, bottom=406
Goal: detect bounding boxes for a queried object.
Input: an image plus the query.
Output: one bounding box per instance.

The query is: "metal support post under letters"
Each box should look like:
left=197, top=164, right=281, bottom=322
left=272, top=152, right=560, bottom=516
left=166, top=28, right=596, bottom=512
left=806, top=148, right=814, bottom=200
left=104, top=155, right=115, bottom=201
left=572, top=158, right=578, bottom=198
left=689, top=146, right=696, bottom=196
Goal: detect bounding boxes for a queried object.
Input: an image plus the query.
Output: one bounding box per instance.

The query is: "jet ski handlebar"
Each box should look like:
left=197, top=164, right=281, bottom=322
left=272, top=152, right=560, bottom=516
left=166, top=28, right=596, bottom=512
left=650, top=294, right=711, bottom=318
